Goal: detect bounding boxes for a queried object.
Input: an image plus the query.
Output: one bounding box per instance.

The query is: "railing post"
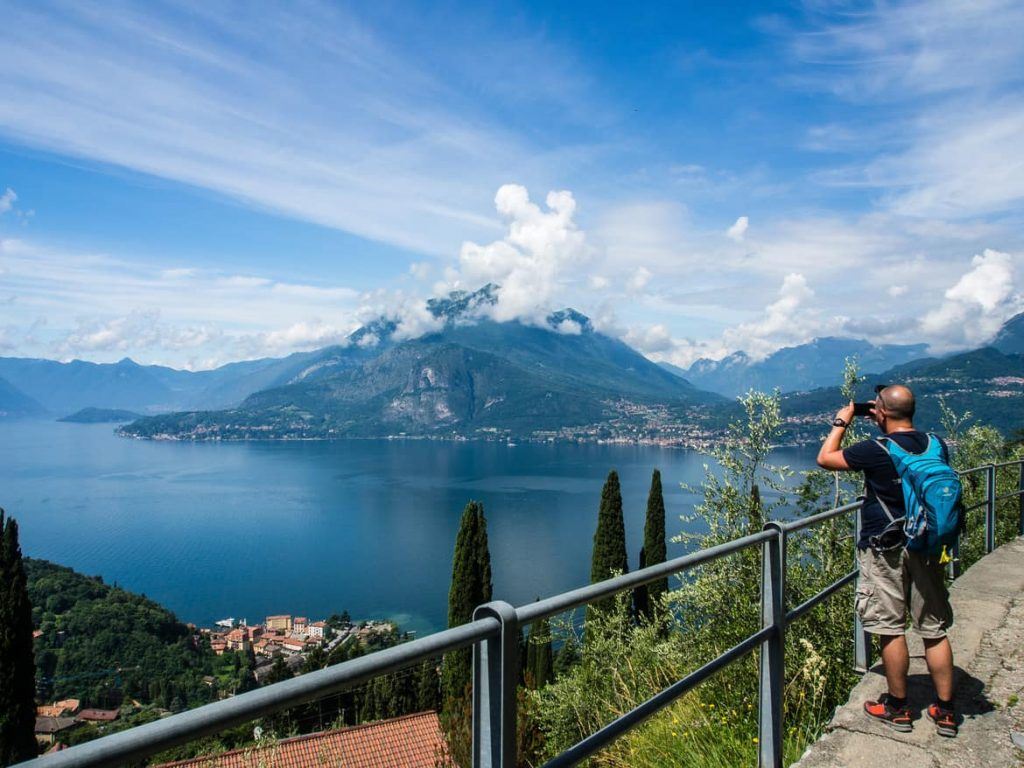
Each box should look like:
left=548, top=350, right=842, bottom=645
left=853, top=506, right=871, bottom=673
left=1018, top=461, right=1024, bottom=538
left=758, top=523, right=785, bottom=768
left=472, top=601, right=518, bottom=768
left=985, top=464, right=996, bottom=553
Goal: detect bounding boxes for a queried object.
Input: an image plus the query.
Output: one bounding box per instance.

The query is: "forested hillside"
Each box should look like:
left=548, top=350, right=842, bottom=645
left=26, top=559, right=222, bottom=709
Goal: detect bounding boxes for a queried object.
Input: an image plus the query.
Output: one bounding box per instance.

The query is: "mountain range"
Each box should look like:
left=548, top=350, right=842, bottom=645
left=3, top=292, right=1023, bottom=440
left=666, top=337, right=929, bottom=397
left=778, top=344, right=1024, bottom=440
left=0, top=375, right=47, bottom=419
left=119, top=288, right=717, bottom=440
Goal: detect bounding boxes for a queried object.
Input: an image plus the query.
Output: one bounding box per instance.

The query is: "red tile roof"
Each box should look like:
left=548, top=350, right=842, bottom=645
left=155, top=711, right=448, bottom=768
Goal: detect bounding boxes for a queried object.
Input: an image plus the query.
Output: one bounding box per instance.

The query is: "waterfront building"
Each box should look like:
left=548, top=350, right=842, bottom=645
left=266, top=614, right=292, bottom=633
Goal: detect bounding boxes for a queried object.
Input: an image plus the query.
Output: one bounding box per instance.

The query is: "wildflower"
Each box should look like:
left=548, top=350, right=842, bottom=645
left=753, top=737, right=759, bottom=744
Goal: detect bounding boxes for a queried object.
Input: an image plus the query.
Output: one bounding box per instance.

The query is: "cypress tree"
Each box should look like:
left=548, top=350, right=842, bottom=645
left=440, top=501, right=492, bottom=764
left=553, top=633, right=580, bottom=677
left=0, top=510, right=37, bottom=764
left=588, top=470, right=628, bottom=619
left=415, top=660, right=440, bottom=712
left=634, top=469, right=668, bottom=623
left=526, top=617, right=553, bottom=689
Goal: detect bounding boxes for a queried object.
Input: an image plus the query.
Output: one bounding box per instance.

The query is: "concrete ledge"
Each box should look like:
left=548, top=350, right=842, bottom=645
left=793, top=537, right=1024, bottom=768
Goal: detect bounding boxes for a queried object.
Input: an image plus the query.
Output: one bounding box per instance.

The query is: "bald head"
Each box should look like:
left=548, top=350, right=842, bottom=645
left=878, top=384, right=915, bottom=421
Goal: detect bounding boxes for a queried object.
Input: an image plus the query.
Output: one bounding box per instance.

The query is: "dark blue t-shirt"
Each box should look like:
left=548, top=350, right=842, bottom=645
left=842, top=430, right=950, bottom=549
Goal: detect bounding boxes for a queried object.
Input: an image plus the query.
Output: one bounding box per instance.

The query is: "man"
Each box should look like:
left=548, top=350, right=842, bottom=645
left=817, top=384, right=957, bottom=737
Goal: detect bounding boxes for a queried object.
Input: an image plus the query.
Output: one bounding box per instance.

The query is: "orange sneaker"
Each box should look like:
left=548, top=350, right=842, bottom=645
left=926, top=703, right=957, bottom=737
left=864, top=694, right=912, bottom=732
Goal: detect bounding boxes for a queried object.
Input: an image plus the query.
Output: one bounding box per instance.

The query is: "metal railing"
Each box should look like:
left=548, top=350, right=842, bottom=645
left=17, top=459, right=1024, bottom=768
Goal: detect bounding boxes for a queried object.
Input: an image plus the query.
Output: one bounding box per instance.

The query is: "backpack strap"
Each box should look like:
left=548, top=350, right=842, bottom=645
left=876, top=494, right=901, bottom=523
left=924, top=433, right=948, bottom=462
left=872, top=437, right=903, bottom=523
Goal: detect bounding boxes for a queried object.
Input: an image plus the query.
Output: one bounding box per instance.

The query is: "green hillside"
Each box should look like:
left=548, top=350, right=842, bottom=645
left=26, top=559, right=228, bottom=709
left=779, top=347, right=1024, bottom=439
left=58, top=407, right=144, bottom=423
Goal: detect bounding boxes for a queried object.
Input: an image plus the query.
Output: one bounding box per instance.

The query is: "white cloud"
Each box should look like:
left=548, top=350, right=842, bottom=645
left=0, top=4, right=604, bottom=255
left=254, top=321, right=350, bottom=354
left=57, top=309, right=220, bottom=357
left=552, top=317, right=583, bottom=335
left=447, top=184, right=588, bottom=323
left=888, top=285, right=908, bottom=297
left=920, top=249, right=1020, bottom=349
left=408, top=262, right=432, bottom=281
left=627, top=266, right=652, bottom=294
left=0, top=238, right=364, bottom=367
left=726, top=216, right=748, bottom=242
left=391, top=298, right=446, bottom=341
left=784, top=0, right=1024, bottom=219
left=623, top=323, right=674, bottom=354
left=637, top=273, right=851, bottom=367
left=0, top=188, right=15, bottom=214
left=721, top=273, right=835, bottom=360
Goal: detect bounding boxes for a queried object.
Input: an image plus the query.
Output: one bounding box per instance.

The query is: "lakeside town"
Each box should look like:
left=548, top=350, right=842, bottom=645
left=203, top=613, right=396, bottom=683
left=32, top=612, right=398, bottom=754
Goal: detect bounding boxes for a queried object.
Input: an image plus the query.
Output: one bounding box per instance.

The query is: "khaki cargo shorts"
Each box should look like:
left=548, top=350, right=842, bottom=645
left=855, top=547, right=953, bottom=639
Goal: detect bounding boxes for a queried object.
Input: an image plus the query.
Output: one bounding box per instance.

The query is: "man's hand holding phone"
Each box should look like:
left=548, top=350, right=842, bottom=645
left=853, top=401, right=875, bottom=417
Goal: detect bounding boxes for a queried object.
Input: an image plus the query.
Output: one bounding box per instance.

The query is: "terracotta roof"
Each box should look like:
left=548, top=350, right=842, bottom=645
left=77, top=709, right=120, bottom=722
left=154, top=711, right=448, bottom=768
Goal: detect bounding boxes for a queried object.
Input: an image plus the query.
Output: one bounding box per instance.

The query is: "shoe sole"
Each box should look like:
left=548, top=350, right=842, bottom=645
left=928, top=713, right=957, bottom=738
left=865, top=713, right=912, bottom=732
left=932, top=721, right=957, bottom=738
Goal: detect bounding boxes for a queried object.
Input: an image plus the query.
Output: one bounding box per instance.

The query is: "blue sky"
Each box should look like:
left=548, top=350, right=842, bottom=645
left=1, top=0, right=1022, bottom=368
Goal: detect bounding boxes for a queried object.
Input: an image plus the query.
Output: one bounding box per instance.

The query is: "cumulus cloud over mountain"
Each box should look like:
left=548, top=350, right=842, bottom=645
left=443, top=184, right=588, bottom=325
left=921, top=249, right=1021, bottom=350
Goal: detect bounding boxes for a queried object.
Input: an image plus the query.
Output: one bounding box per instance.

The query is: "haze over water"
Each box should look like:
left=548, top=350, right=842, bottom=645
left=2, top=421, right=817, bottom=635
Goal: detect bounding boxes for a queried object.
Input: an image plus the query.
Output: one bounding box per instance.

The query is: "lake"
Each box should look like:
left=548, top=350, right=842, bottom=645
left=0, top=420, right=818, bottom=635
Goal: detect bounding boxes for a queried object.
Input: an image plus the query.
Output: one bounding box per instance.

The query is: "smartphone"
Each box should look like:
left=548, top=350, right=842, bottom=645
left=853, top=402, right=874, bottom=417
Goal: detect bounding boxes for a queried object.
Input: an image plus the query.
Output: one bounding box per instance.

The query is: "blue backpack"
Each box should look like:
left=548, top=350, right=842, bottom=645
left=875, top=434, right=964, bottom=556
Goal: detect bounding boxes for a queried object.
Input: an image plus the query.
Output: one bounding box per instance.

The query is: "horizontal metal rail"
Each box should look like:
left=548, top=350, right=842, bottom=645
left=963, top=499, right=990, bottom=512
left=19, top=457, right=1024, bottom=768
left=16, top=617, right=501, bottom=768
left=994, top=490, right=1024, bottom=503
left=516, top=529, right=775, bottom=625
left=786, top=569, right=858, bottom=624
left=777, top=501, right=860, bottom=534
left=957, top=464, right=990, bottom=476
left=540, top=626, right=773, bottom=768
left=992, top=459, right=1024, bottom=469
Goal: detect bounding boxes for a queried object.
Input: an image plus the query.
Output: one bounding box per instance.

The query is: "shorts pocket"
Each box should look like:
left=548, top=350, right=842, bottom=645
left=855, top=585, right=877, bottom=624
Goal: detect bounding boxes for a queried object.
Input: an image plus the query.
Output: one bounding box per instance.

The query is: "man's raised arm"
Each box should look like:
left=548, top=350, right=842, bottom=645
left=817, top=401, right=854, bottom=471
